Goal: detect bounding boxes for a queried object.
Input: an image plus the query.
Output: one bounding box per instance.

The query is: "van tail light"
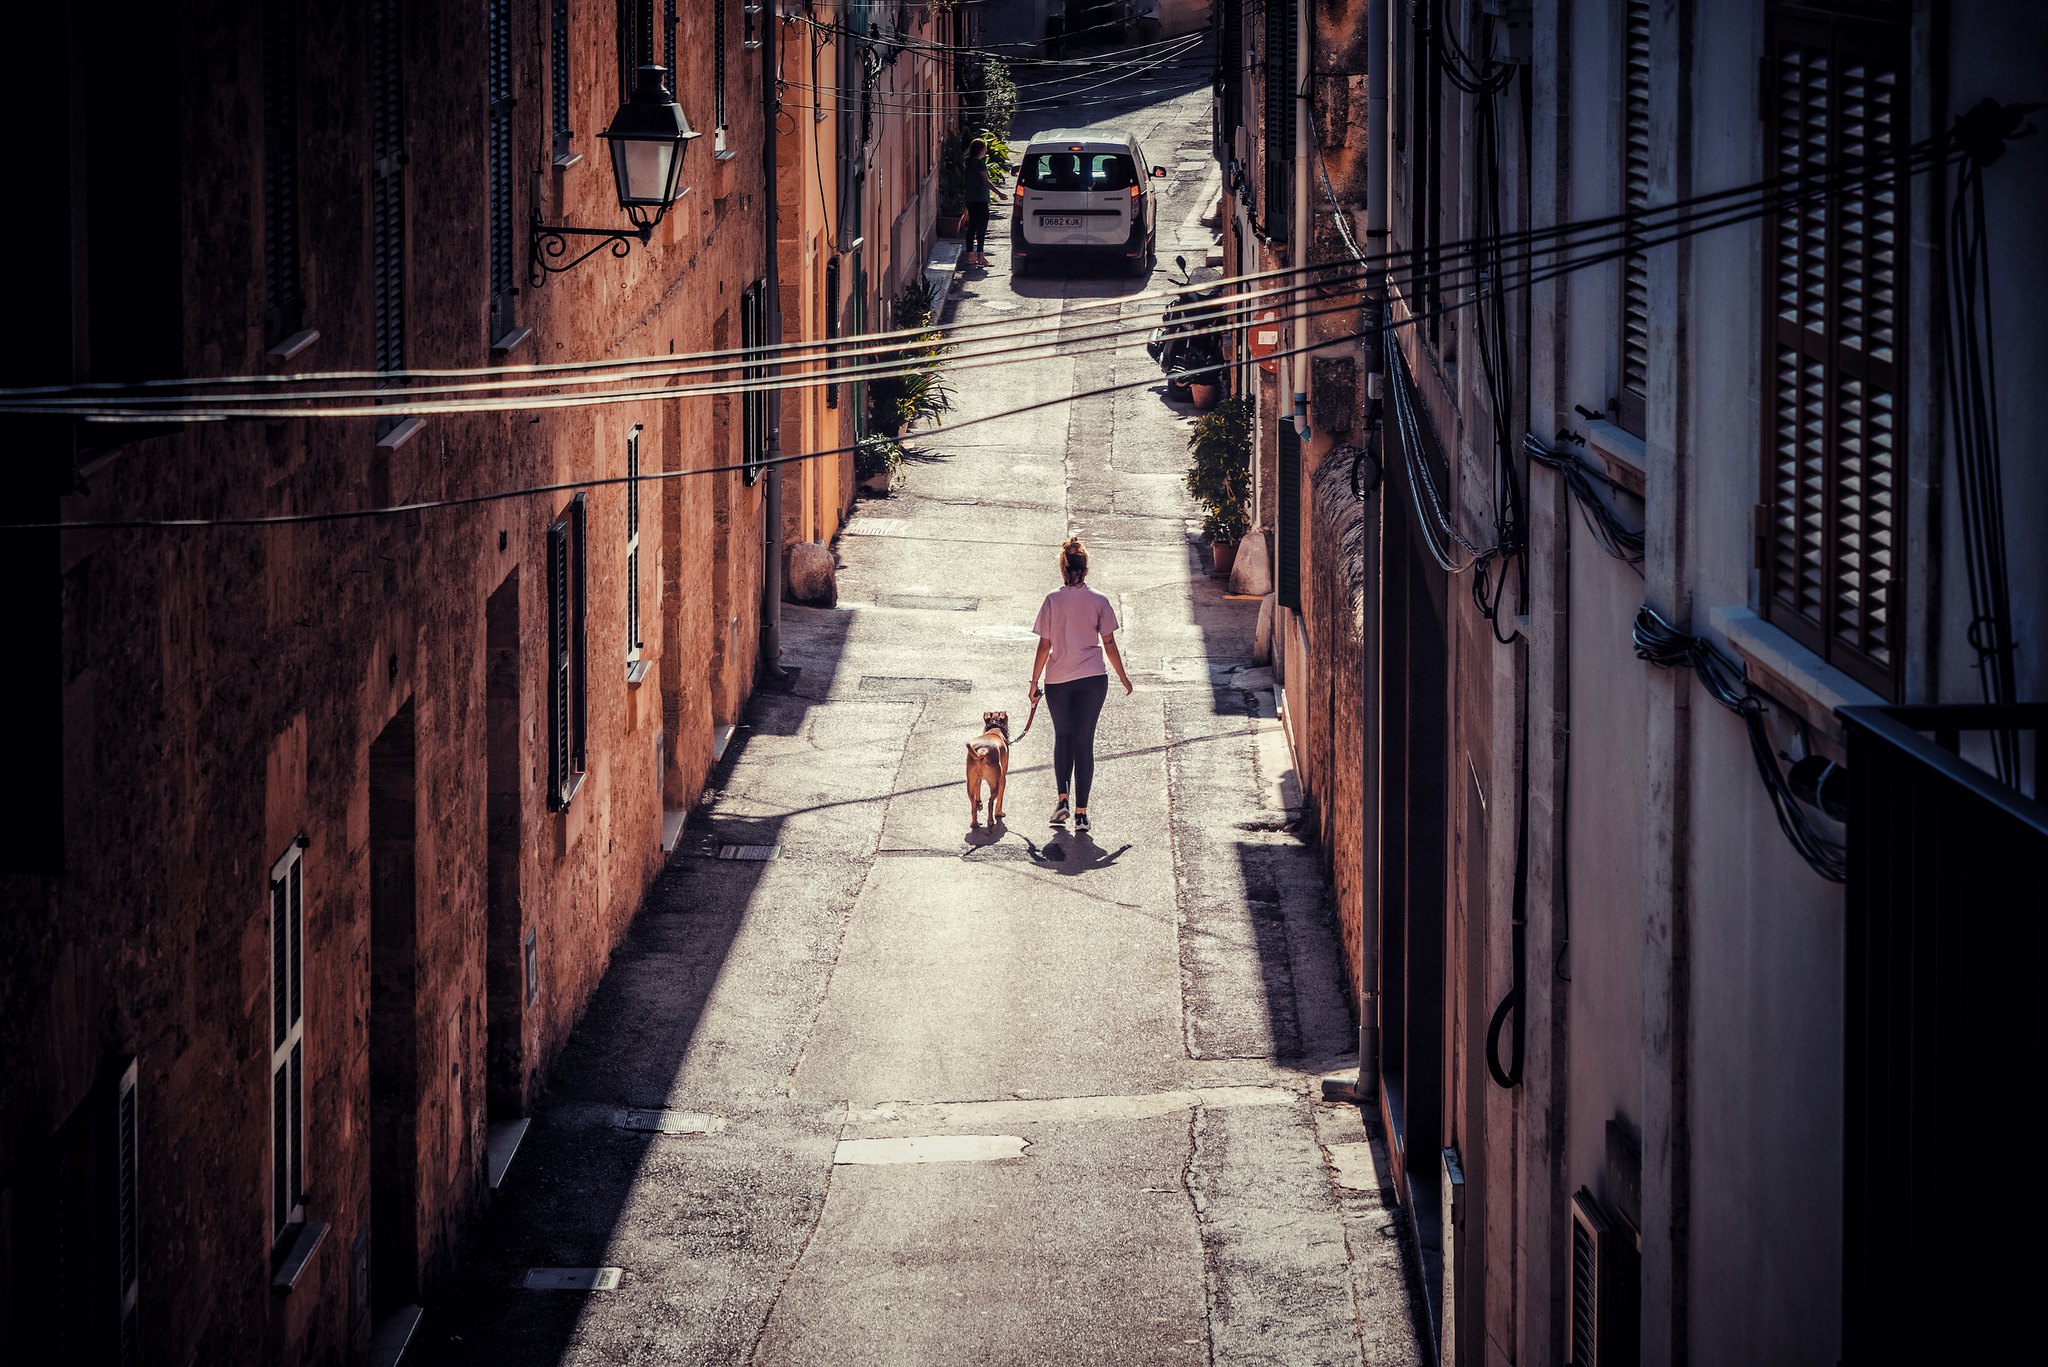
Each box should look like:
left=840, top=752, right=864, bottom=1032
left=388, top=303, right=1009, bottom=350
left=1128, top=184, right=1141, bottom=200
left=1014, top=183, right=1025, bottom=199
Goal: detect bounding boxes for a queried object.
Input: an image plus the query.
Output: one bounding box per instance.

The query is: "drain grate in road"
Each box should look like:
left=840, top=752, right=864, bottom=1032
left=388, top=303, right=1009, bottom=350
left=858, top=675, right=973, bottom=694
left=612, top=1108, right=726, bottom=1135
left=717, top=844, right=782, bottom=861
left=523, top=1267, right=622, bottom=1291
left=879, top=593, right=981, bottom=612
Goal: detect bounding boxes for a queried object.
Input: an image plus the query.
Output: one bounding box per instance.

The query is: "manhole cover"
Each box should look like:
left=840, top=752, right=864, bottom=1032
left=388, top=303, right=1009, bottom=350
left=880, top=593, right=981, bottom=612
left=844, top=518, right=906, bottom=536
left=858, top=675, right=973, bottom=694
left=961, top=625, right=1039, bottom=642
left=717, top=844, right=781, bottom=861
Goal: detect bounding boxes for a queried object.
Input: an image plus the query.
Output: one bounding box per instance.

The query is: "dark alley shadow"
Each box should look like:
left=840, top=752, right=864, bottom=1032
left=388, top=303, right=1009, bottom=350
left=417, top=607, right=857, bottom=1366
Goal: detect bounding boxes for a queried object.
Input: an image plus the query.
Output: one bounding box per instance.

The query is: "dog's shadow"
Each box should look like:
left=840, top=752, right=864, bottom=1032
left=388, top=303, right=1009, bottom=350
left=963, top=820, right=1008, bottom=847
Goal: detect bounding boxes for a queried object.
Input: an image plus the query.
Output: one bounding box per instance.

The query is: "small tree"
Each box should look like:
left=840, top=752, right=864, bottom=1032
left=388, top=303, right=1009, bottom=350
left=1185, top=395, right=1253, bottom=543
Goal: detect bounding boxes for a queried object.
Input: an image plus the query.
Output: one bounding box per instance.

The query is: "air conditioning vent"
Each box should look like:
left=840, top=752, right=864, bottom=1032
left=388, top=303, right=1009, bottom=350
left=1568, top=1187, right=1640, bottom=1366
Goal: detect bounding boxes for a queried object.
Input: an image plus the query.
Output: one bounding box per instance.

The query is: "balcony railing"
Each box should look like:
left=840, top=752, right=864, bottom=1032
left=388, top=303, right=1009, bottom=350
left=1838, top=703, right=2046, bottom=1363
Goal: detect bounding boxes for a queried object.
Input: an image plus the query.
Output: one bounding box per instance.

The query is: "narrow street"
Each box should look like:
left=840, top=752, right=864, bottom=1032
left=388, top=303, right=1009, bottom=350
left=419, top=58, right=1423, bottom=1367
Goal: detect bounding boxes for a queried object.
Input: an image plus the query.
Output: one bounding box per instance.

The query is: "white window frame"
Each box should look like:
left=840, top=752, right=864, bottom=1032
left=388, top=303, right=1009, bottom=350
left=268, top=840, right=306, bottom=1242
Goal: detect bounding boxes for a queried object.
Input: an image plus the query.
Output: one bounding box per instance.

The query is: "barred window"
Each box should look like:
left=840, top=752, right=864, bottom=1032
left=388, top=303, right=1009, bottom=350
left=370, top=0, right=407, bottom=381
left=1759, top=4, right=1904, bottom=694
left=262, top=0, right=304, bottom=348
left=740, top=281, right=770, bottom=485
left=625, top=429, right=643, bottom=667
left=551, top=0, right=572, bottom=163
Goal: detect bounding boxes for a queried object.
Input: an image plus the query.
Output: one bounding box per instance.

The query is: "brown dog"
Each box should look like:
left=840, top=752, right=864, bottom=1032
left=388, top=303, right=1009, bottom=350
left=965, top=711, right=1010, bottom=830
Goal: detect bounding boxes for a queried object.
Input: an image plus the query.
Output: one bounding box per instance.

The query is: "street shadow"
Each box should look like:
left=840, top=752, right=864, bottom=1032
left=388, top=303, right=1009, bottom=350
left=415, top=601, right=858, bottom=1365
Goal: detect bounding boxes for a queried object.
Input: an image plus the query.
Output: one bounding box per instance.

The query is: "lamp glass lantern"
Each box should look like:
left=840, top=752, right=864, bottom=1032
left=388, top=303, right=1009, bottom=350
left=601, top=65, right=701, bottom=230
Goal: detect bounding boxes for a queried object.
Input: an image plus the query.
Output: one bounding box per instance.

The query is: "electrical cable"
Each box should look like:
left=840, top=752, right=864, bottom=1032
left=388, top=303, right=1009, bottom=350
left=1525, top=433, right=1643, bottom=568
left=5, top=136, right=1953, bottom=424
left=1, top=116, right=1960, bottom=409
left=1631, top=605, right=1847, bottom=882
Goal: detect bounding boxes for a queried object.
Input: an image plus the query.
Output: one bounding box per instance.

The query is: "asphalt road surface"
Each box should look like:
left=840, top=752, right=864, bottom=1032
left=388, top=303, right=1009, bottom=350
left=416, top=44, right=1427, bottom=1367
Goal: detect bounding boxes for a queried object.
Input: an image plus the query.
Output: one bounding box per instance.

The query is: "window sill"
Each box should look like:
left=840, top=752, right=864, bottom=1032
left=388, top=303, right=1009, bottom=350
left=266, top=328, right=320, bottom=366
left=625, top=658, right=650, bottom=686
left=270, top=1220, right=327, bottom=1293
left=490, top=326, right=534, bottom=358
left=1582, top=419, right=1647, bottom=499
left=552, top=151, right=582, bottom=169
left=1710, top=605, right=1885, bottom=747
left=376, top=417, right=426, bottom=451
left=552, top=771, right=586, bottom=813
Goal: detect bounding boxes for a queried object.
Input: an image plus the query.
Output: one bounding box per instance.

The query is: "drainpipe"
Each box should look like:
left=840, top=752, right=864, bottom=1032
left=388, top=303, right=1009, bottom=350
left=1290, top=0, right=1311, bottom=440
left=759, top=0, right=785, bottom=677
left=1353, top=0, right=1389, bottom=1105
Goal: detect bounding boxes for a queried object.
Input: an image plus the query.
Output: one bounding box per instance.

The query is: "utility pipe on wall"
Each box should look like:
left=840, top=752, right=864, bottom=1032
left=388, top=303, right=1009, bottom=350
left=1352, top=0, right=1389, bottom=1105
left=759, top=0, right=785, bottom=676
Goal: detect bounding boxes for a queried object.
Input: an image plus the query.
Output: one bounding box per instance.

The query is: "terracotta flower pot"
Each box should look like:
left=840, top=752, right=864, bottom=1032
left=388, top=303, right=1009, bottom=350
left=1189, top=382, right=1221, bottom=411
left=1211, top=540, right=1239, bottom=576
left=861, top=471, right=894, bottom=494
left=939, top=210, right=968, bottom=238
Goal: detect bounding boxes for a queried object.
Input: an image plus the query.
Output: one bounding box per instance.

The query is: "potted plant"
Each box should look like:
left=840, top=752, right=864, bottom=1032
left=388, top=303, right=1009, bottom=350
left=868, top=279, right=954, bottom=438
left=855, top=434, right=905, bottom=493
left=1185, top=395, right=1253, bottom=575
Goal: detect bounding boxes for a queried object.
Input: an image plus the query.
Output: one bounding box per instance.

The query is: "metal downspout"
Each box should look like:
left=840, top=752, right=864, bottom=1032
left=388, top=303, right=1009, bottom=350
left=760, top=0, right=785, bottom=677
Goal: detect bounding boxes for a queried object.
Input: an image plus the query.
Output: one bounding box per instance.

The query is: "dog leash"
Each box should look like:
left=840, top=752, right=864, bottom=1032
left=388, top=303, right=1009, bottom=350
left=1014, top=687, right=1044, bottom=742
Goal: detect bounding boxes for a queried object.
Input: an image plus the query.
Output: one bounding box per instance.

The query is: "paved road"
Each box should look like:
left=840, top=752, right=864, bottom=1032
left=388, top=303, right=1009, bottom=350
left=418, top=51, right=1425, bottom=1367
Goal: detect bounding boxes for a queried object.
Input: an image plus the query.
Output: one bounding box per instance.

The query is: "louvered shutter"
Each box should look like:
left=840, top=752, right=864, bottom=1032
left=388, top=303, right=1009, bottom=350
left=1277, top=415, right=1301, bottom=611
left=488, top=0, right=515, bottom=337
left=1262, top=0, right=1295, bottom=240
left=1566, top=1188, right=1639, bottom=1366
left=715, top=0, right=729, bottom=134
left=547, top=517, right=573, bottom=807
left=626, top=433, right=643, bottom=658
left=114, top=1056, right=139, bottom=1367
left=1761, top=8, right=1902, bottom=694
left=663, top=0, right=676, bottom=76
left=262, top=0, right=303, bottom=347
left=370, top=0, right=406, bottom=379
left=551, top=0, right=571, bottom=161
left=824, top=256, right=841, bottom=410
left=1217, top=0, right=1242, bottom=164
left=1615, top=0, right=1650, bottom=436
left=571, top=494, right=589, bottom=769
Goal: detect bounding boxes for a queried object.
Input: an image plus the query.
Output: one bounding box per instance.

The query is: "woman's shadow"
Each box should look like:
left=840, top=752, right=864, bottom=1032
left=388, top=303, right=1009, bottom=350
left=1022, top=830, right=1131, bottom=874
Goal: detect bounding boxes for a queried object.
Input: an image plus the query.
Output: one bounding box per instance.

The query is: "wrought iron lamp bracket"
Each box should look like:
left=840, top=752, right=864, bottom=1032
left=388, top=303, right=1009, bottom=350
left=529, top=204, right=670, bottom=286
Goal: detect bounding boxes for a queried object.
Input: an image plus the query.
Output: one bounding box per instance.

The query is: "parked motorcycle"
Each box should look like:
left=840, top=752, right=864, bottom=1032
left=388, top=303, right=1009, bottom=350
left=1149, top=255, right=1230, bottom=399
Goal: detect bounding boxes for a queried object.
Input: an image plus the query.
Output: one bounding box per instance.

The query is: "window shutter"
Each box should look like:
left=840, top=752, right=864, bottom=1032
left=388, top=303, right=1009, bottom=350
left=1761, top=8, right=1902, bottom=693
left=547, top=517, right=572, bottom=807
left=262, top=0, right=304, bottom=347
left=370, top=0, right=406, bottom=379
left=1262, top=0, right=1296, bottom=240
left=1567, top=1188, right=1640, bottom=1366
left=1217, top=0, right=1243, bottom=164
left=1616, top=0, right=1650, bottom=436
left=488, top=0, right=515, bottom=337
left=824, top=256, right=841, bottom=410
left=715, top=0, right=729, bottom=135
left=625, top=432, right=642, bottom=658
left=742, top=284, right=767, bottom=486
left=114, top=1056, right=140, bottom=1367
left=1277, top=415, right=1301, bottom=610
left=663, top=0, right=676, bottom=76
left=570, top=494, right=588, bottom=769
left=551, top=0, right=571, bottom=161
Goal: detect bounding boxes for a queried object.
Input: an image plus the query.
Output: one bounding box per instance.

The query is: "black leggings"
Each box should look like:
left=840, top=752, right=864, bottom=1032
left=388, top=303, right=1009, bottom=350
left=966, top=203, right=990, bottom=253
left=1045, top=674, right=1109, bottom=808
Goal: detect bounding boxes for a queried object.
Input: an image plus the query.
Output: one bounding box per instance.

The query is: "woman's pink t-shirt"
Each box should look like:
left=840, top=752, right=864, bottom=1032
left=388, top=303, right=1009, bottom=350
left=1033, top=583, right=1120, bottom=686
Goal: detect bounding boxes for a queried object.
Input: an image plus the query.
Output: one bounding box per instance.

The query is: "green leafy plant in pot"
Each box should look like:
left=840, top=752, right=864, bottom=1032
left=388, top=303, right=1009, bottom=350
left=1185, top=395, right=1253, bottom=575
left=868, top=279, right=955, bottom=439
left=855, top=434, right=905, bottom=492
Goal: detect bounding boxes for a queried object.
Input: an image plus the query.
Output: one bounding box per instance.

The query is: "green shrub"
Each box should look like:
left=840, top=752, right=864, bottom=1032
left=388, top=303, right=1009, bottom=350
left=1185, top=395, right=1254, bottom=543
left=855, top=434, right=905, bottom=481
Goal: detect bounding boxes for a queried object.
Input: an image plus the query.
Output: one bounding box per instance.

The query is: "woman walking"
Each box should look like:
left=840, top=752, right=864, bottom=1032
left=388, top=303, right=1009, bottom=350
left=965, top=138, right=998, bottom=267
left=1029, top=536, right=1134, bottom=833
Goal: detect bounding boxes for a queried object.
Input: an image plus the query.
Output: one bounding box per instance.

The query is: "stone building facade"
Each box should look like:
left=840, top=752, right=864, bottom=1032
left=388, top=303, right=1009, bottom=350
left=1218, top=0, right=2048, bottom=1362
left=0, top=1, right=956, bottom=1363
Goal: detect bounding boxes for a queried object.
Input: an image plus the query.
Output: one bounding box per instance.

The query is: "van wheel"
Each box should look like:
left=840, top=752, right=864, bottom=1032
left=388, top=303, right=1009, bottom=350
left=1128, top=242, right=1153, bottom=279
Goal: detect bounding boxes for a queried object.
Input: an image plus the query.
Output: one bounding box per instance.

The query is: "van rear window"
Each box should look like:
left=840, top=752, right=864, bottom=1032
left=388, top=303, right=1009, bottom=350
left=1021, top=153, right=1138, bottom=192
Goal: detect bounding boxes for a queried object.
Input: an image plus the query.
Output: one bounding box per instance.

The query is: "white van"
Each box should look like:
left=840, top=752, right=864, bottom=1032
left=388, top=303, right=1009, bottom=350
left=1010, top=129, right=1166, bottom=277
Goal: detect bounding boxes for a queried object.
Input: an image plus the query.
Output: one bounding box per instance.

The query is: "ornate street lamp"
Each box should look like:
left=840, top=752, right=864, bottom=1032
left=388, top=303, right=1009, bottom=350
left=531, top=65, right=701, bottom=283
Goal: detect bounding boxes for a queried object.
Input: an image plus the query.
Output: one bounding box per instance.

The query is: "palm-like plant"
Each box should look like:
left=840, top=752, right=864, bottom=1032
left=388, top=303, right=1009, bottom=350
left=1185, top=395, right=1253, bottom=543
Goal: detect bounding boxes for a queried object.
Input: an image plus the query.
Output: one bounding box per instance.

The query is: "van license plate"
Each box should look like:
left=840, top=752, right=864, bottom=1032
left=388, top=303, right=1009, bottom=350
left=1038, top=215, right=1085, bottom=227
